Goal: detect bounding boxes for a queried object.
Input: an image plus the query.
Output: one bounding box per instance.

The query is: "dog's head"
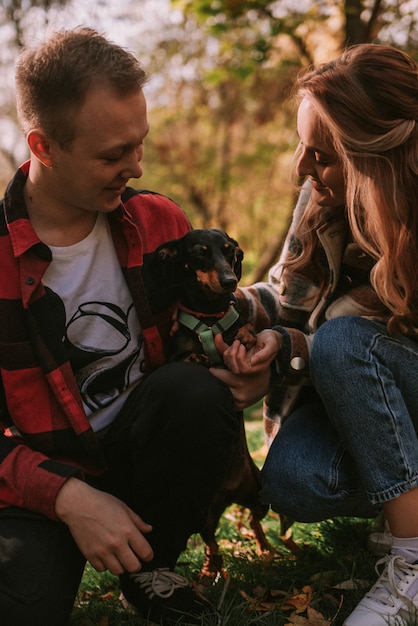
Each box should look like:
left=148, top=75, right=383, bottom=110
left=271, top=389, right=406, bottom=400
left=145, top=229, right=244, bottom=310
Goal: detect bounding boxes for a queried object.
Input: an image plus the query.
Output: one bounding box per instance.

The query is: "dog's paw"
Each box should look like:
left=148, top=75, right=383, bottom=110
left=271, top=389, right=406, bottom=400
left=234, top=323, right=257, bottom=350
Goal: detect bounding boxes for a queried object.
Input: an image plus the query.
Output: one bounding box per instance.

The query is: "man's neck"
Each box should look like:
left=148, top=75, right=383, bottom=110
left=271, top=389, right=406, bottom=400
left=23, top=172, right=98, bottom=247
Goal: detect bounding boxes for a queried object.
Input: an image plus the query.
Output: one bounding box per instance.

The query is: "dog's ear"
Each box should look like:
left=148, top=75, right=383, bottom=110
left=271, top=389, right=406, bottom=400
left=154, top=239, right=184, bottom=286
left=157, top=241, right=181, bottom=262
left=225, top=233, right=244, bottom=282
left=143, top=239, right=180, bottom=290
left=233, top=246, right=244, bottom=282
left=142, top=239, right=183, bottom=312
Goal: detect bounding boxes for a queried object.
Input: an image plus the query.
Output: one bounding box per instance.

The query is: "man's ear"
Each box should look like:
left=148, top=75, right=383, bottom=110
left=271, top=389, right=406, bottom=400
left=26, top=129, right=54, bottom=168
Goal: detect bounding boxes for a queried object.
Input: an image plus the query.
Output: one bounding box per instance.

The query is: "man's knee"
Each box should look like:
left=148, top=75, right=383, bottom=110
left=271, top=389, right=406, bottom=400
left=0, top=509, right=85, bottom=626
left=147, top=362, right=236, bottom=429
left=157, top=362, right=233, bottom=404
left=1, top=599, right=73, bottom=626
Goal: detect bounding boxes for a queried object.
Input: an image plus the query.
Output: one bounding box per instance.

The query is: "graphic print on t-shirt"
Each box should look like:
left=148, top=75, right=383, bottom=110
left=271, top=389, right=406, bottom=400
left=46, top=286, right=145, bottom=414
left=41, top=213, right=145, bottom=430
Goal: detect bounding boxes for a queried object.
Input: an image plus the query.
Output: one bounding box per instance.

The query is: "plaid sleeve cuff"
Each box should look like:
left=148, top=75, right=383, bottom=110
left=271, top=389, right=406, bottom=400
left=271, top=326, right=310, bottom=384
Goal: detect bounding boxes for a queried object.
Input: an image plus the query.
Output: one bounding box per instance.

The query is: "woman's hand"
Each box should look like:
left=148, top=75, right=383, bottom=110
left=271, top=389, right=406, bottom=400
left=211, top=329, right=282, bottom=409
left=219, top=329, right=282, bottom=373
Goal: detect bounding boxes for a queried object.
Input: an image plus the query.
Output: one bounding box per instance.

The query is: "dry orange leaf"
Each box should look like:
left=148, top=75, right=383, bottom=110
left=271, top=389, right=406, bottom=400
left=281, top=585, right=313, bottom=613
left=100, top=591, right=113, bottom=601
left=239, top=588, right=287, bottom=612
left=285, top=606, right=331, bottom=625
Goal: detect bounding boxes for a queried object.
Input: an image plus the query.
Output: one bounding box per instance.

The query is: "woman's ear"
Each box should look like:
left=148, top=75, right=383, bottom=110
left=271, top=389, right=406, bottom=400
left=26, top=129, right=54, bottom=168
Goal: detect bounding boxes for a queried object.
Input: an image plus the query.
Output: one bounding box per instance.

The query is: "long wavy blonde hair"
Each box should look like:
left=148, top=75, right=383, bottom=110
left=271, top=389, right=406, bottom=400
left=289, top=44, right=418, bottom=334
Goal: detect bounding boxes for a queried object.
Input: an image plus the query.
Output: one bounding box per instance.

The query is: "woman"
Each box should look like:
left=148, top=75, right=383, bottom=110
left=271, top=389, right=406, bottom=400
left=212, top=44, right=418, bottom=626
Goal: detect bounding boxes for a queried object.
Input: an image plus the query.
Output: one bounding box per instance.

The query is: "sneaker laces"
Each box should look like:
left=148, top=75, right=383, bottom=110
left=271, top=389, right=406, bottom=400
left=365, top=554, right=418, bottom=610
left=129, top=568, right=190, bottom=600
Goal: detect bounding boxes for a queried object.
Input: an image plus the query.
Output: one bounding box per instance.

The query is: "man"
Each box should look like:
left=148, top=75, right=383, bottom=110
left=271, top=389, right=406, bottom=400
left=0, top=27, right=239, bottom=625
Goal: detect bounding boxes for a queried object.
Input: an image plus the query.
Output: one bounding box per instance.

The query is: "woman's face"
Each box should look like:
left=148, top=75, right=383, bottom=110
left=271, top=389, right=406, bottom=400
left=296, top=96, right=346, bottom=208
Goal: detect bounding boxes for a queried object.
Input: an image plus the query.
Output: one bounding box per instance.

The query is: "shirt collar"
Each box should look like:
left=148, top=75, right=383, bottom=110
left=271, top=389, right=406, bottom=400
left=3, top=161, right=46, bottom=258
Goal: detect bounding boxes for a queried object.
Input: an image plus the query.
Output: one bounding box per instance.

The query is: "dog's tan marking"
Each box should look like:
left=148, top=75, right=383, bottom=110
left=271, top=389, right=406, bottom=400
left=195, top=268, right=228, bottom=294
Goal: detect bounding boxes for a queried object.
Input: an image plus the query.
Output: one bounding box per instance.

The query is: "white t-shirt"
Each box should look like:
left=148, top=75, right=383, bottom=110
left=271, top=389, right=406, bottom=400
left=42, top=213, right=145, bottom=432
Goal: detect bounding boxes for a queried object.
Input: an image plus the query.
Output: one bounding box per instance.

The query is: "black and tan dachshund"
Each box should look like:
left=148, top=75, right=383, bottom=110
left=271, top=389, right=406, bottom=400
left=151, top=228, right=257, bottom=367
left=144, top=228, right=275, bottom=578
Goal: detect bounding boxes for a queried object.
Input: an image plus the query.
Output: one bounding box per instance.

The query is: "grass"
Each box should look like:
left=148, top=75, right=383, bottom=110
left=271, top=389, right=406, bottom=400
left=68, top=406, right=389, bottom=626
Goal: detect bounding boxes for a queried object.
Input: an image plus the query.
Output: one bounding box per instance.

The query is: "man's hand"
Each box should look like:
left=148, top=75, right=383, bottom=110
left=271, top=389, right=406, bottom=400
left=55, top=477, right=153, bottom=575
left=211, top=329, right=282, bottom=409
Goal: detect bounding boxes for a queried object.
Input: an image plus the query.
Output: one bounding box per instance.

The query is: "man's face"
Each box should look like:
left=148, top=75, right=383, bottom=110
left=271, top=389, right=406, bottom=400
left=49, top=85, right=149, bottom=214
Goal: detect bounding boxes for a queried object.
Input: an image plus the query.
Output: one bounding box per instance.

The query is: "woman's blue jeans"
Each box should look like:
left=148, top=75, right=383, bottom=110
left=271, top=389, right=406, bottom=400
left=260, top=316, right=418, bottom=522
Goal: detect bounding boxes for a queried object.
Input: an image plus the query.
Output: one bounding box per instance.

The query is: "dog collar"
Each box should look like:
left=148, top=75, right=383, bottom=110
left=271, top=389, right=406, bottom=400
left=178, top=303, right=240, bottom=366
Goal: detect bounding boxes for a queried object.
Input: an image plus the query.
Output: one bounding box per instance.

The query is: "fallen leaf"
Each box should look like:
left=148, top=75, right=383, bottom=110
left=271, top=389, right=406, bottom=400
left=309, top=570, right=339, bottom=585
left=332, top=578, right=370, bottom=590
left=281, top=585, right=313, bottom=613
left=270, top=588, right=291, bottom=598
left=239, top=588, right=286, bottom=612
left=100, top=591, right=113, bottom=600
left=285, top=606, right=331, bottom=625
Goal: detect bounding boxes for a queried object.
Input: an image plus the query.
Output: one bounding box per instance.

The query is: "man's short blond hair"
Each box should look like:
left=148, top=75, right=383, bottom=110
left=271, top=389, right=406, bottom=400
left=16, top=27, right=147, bottom=148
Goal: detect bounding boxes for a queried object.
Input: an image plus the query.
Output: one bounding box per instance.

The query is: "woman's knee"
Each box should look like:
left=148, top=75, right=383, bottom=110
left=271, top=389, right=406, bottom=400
left=260, top=449, right=376, bottom=522
left=260, top=453, right=320, bottom=522
left=260, top=446, right=339, bottom=522
left=259, top=398, right=376, bottom=522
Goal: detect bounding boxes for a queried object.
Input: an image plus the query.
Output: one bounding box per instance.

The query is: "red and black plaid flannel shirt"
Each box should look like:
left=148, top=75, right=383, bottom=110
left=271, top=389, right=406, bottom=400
left=0, top=161, right=191, bottom=520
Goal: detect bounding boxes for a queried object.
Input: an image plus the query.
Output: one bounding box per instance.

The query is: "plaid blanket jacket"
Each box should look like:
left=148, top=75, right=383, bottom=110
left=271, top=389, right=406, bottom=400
left=0, top=162, right=191, bottom=520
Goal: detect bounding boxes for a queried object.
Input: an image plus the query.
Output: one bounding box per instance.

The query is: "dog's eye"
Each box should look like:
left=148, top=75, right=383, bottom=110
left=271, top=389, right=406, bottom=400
left=223, top=245, right=236, bottom=261
left=192, top=244, right=209, bottom=257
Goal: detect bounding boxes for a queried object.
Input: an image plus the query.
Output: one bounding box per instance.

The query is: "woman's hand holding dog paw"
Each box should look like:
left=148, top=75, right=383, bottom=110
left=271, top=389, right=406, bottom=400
left=211, top=330, right=282, bottom=409
left=215, top=329, right=282, bottom=374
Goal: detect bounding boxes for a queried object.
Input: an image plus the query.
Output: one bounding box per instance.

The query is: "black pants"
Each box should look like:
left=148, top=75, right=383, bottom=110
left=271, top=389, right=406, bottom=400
left=0, top=363, right=239, bottom=626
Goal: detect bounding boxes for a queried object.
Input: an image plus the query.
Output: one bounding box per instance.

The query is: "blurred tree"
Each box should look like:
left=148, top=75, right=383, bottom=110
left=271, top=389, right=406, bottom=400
left=1, top=0, right=71, bottom=47
left=1, top=0, right=418, bottom=280
left=174, top=0, right=418, bottom=53
left=157, top=0, right=418, bottom=281
left=139, top=4, right=302, bottom=281
left=0, top=0, right=72, bottom=183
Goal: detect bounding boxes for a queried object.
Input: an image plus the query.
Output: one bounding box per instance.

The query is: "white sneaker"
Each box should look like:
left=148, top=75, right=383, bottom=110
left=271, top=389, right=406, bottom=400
left=344, top=554, right=418, bottom=626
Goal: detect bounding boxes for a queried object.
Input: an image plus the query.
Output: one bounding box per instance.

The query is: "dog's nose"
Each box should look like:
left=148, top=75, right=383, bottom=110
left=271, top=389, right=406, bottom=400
left=220, top=276, right=238, bottom=291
